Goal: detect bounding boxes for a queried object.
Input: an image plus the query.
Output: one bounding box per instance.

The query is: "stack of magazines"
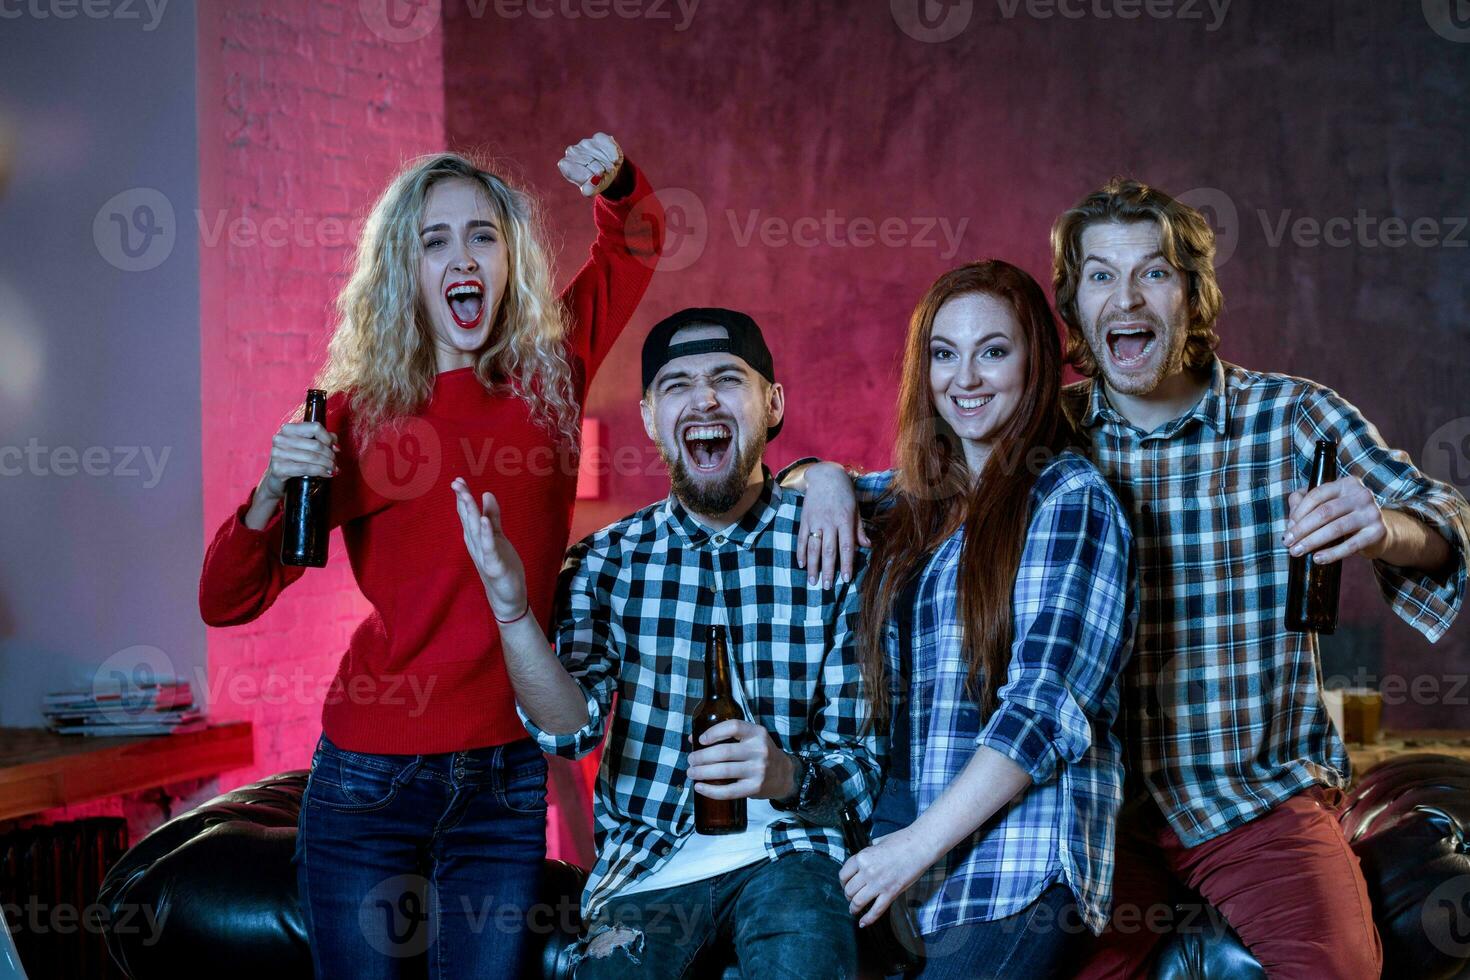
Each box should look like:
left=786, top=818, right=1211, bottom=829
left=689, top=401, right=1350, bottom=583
left=42, top=678, right=205, bottom=736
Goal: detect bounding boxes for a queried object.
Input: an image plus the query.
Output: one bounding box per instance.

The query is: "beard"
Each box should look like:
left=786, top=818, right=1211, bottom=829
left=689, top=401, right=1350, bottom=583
left=661, top=425, right=769, bottom=517
left=1089, top=307, right=1190, bottom=396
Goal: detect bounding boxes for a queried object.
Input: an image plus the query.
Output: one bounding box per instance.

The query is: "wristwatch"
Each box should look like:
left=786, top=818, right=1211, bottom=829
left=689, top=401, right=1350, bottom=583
left=773, top=754, right=821, bottom=813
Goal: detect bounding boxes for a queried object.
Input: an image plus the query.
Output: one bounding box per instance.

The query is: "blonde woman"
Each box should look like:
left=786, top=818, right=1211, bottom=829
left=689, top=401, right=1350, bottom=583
left=199, top=134, right=661, bottom=978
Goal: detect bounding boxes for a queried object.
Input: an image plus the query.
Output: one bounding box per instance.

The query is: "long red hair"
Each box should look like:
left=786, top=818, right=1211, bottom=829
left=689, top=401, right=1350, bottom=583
left=858, top=260, right=1076, bottom=727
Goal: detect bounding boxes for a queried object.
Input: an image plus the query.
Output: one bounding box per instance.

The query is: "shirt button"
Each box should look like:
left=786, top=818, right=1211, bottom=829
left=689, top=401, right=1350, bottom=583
left=1140, top=502, right=1151, bottom=514
left=656, top=842, right=672, bottom=856
left=714, top=535, right=725, bottom=545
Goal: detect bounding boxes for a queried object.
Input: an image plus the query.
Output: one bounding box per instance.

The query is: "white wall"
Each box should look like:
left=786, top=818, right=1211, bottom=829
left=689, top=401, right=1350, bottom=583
left=0, top=1, right=204, bottom=726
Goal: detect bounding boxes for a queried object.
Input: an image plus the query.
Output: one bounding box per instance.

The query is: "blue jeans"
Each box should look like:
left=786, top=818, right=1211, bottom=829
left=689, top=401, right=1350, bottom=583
left=873, top=778, right=1082, bottom=979
left=905, top=883, right=1081, bottom=980
left=574, top=851, right=857, bottom=980
left=294, top=733, right=548, bottom=979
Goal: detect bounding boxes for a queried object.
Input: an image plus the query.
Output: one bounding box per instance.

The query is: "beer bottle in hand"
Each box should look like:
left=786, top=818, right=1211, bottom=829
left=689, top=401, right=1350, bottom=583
left=693, top=624, right=747, bottom=834
left=840, top=804, right=922, bottom=974
left=1286, top=438, right=1342, bottom=633
left=281, top=389, right=331, bottom=567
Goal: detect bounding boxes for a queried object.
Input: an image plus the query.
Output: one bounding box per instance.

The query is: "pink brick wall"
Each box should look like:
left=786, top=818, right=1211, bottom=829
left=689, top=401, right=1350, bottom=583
left=197, top=0, right=445, bottom=789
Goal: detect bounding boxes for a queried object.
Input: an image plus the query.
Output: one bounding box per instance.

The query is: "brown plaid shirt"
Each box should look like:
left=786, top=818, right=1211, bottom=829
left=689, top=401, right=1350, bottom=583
left=1063, top=358, right=1469, bottom=844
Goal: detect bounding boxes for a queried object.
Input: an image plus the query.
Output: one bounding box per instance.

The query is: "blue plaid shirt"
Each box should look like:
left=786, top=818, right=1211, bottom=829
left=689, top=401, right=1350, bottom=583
left=858, top=451, right=1137, bottom=935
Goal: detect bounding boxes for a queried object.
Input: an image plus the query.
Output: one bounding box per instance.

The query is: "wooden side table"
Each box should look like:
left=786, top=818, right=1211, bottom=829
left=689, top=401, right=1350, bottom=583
left=0, top=722, right=254, bottom=821
left=1345, top=729, right=1470, bottom=778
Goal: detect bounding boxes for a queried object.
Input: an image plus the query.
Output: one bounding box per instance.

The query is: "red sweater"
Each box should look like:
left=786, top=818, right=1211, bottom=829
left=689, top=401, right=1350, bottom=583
left=199, top=163, right=660, bottom=753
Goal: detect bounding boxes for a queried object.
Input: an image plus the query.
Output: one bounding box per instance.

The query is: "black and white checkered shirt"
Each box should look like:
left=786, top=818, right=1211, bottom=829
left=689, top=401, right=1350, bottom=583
left=519, top=469, right=882, bottom=918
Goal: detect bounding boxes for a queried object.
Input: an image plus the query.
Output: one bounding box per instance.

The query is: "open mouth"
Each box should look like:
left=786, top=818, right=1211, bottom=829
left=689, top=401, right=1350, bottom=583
left=1105, top=324, right=1157, bottom=366
left=445, top=280, right=485, bottom=330
left=951, top=393, right=993, bottom=416
left=682, top=422, right=734, bottom=472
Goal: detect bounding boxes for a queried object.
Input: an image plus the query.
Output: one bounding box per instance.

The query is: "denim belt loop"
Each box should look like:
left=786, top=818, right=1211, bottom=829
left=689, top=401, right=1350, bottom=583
left=396, top=755, right=425, bottom=786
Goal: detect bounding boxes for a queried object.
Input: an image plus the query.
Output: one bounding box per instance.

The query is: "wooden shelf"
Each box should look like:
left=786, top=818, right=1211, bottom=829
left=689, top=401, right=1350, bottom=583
left=0, top=722, right=254, bottom=822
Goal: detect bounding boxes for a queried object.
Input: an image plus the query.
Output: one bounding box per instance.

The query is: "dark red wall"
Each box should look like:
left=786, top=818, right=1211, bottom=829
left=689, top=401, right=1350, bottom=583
left=444, top=2, right=1470, bottom=727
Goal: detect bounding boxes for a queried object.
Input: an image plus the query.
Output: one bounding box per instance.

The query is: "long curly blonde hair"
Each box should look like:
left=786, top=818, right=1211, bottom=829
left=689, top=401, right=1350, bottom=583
left=316, top=153, right=579, bottom=449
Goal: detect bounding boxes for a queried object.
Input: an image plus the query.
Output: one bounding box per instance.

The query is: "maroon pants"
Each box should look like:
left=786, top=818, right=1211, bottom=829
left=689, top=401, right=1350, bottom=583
left=1076, top=787, right=1382, bottom=979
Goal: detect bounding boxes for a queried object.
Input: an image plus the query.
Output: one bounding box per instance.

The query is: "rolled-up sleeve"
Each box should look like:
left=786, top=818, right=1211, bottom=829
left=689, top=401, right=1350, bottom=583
left=773, top=460, right=895, bottom=520
left=977, top=475, right=1136, bottom=784
left=853, top=469, right=896, bottom=513
left=1297, top=386, right=1469, bottom=642
left=516, top=538, right=620, bottom=759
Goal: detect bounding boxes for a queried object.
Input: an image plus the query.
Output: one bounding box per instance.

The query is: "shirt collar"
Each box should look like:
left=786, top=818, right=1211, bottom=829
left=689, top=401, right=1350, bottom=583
left=663, top=466, right=781, bottom=550
left=1080, top=356, right=1229, bottom=437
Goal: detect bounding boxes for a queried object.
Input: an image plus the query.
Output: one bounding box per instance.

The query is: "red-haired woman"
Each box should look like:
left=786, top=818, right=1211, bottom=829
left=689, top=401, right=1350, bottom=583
left=198, top=134, right=660, bottom=979
left=791, top=259, right=1136, bottom=977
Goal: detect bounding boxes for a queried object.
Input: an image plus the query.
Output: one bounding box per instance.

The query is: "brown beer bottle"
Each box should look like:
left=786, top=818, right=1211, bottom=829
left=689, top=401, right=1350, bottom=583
left=840, top=805, right=922, bottom=974
left=280, top=389, right=331, bottom=567
left=1286, top=438, right=1342, bottom=633
left=692, top=624, right=747, bottom=835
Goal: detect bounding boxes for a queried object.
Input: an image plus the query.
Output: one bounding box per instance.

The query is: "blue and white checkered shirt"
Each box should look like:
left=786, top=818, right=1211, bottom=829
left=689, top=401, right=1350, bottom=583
left=858, top=451, right=1137, bottom=936
left=519, top=469, right=882, bottom=920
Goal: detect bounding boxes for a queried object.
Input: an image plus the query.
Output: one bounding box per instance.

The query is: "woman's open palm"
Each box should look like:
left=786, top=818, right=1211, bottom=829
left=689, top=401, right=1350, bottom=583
left=452, top=478, right=528, bottom=621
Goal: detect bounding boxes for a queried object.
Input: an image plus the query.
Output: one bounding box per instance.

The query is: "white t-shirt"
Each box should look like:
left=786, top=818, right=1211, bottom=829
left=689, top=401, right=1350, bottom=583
left=620, top=798, right=781, bottom=896
left=620, top=620, right=785, bottom=897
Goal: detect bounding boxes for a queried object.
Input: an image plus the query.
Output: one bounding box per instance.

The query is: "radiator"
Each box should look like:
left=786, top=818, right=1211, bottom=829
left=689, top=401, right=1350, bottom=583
left=0, top=818, right=129, bottom=979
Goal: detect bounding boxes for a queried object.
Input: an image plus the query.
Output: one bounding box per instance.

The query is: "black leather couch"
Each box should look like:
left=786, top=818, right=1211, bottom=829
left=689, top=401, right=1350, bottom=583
left=99, top=755, right=1470, bottom=979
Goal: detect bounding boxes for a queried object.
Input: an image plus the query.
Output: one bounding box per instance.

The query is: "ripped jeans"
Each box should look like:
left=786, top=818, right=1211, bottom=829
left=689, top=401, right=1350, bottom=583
left=574, top=850, right=857, bottom=980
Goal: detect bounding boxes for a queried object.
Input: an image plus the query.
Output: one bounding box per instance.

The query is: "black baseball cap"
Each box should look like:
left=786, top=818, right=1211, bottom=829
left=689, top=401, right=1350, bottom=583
left=641, top=307, right=782, bottom=439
